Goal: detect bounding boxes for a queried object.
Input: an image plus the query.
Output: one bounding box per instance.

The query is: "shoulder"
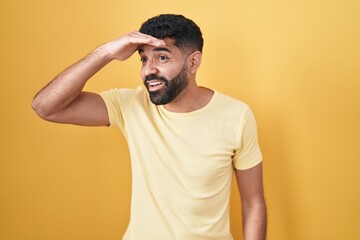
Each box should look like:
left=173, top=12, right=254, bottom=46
left=213, top=91, right=250, bottom=113
left=99, top=86, right=152, bottom=116
left=100, top=86, right=145, bottom=97
left=100, top=86, right=148, bottom=103
left=210, top=91, right=259, bottom=132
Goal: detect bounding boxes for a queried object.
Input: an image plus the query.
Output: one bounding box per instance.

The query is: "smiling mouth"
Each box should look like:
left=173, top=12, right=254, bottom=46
left=147, top=80, right=165, bottom=92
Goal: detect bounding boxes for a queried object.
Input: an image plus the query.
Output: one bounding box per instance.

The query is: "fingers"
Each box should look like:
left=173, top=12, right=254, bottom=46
left=127, top=30, right=165, bottom=47
left=102, top=31, right=166, bottom=61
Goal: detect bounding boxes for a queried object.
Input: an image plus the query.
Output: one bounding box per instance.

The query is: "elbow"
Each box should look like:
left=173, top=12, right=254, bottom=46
left=31, top=98, right=53, bottom=121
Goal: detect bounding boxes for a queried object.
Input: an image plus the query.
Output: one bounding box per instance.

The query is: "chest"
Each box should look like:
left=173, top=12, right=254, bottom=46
left=125, top=108, right=240, bottom=180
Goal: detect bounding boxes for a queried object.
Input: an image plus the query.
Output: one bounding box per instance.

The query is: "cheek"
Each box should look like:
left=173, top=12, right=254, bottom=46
left=140, top=62, right=184, bottom=80
left=159, top=65, right=183, bottom=79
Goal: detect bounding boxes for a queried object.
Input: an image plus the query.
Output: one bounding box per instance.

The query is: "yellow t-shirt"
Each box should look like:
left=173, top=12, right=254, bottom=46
left=100, top=86, right=262, bottom=240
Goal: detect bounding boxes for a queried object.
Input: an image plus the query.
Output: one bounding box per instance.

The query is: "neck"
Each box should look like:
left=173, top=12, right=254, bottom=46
left=163, top=81, right=214, bottom=113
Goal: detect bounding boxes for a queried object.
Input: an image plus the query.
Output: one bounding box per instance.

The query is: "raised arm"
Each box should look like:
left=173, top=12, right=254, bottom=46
left=235, top=163, right=267, bottom=240
left=31, top=31, right=165, bottom=126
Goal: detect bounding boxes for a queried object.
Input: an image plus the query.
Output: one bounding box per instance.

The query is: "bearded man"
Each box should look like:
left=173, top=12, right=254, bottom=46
left=32, top=14, right=267, bottom=240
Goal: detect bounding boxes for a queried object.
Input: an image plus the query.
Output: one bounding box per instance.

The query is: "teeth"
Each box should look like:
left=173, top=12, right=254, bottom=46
left=149, top=81, right=163, bottom=86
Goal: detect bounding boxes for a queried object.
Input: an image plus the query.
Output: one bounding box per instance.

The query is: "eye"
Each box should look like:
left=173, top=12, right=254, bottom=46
left=158, top=55, right=169, bottom=61
left=140, top=57, right=147, bottom=63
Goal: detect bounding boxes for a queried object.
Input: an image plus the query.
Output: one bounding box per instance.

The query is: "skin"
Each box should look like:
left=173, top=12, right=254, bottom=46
left=236, top=163, right=267, bottom=240
left=32, top=30, right=266, bottom=239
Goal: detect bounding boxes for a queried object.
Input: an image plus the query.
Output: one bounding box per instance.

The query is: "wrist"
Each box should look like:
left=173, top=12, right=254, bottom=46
left=94, top=44, right=115, bottom=62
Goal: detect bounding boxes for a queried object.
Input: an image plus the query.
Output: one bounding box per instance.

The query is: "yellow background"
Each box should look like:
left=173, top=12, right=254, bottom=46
left=1, top=0, right=359, bottom=239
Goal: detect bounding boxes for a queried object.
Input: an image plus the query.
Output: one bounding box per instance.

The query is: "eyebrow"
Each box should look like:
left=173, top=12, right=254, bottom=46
left=138, top=47, right=172, bottom=54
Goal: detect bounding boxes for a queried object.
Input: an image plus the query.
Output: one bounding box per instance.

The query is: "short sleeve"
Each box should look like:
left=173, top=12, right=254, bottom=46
left=232, top=107, right=262, bottom=170
left=99, top=88, right=136, bottom=132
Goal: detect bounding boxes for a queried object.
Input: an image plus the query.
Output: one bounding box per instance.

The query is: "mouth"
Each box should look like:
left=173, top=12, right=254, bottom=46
left=146, top=80, right=165, bottom=92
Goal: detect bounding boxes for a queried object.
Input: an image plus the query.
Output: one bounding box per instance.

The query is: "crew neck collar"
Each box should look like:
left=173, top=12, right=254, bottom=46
left=157, top=90, right=217, bottom=118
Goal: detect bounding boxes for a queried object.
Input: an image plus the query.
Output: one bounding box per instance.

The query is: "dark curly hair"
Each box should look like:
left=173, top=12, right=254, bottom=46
left=139, top=14, right=203, bottom=53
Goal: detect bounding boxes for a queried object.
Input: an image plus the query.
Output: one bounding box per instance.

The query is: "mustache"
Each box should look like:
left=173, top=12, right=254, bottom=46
left=144, top=74, right=168, bottom=82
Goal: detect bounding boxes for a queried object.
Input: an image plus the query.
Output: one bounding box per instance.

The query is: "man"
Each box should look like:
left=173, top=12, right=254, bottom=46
left=32, top=14, right=266, bottom=240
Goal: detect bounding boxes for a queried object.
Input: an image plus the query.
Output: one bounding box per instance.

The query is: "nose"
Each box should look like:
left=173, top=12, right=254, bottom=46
left=142, top=59, right=159, bottom=77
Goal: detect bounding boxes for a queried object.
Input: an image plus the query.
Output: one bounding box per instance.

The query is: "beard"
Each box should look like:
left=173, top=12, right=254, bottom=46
left=143, top=64, right=189, bottom=105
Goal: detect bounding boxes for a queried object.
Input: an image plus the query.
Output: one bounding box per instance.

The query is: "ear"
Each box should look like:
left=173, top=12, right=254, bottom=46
left=188, top=51, right=202, bottom=74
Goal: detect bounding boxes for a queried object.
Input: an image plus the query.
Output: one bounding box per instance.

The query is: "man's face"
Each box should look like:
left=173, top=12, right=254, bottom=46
left=138, top=39, right=189, bottom=105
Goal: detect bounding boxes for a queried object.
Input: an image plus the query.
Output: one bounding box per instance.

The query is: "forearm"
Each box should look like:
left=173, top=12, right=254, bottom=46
left=242, top=201, right=267, bottom=240
left=32, top=31, right=164, bottom=124
left=32, top=45, right=112, bottom=117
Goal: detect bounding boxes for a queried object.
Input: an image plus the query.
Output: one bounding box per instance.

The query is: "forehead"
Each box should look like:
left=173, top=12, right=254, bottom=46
left=138, top=38, right=180, bottom=55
